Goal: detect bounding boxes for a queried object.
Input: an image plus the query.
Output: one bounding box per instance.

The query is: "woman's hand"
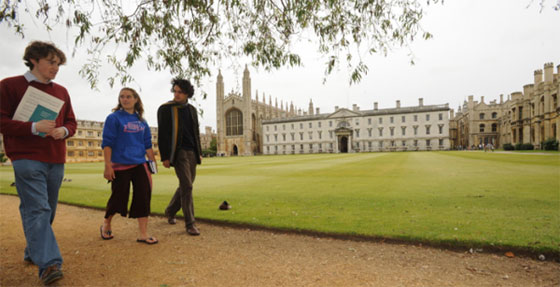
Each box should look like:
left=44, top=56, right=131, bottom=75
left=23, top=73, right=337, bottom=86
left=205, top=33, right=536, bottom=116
left=104, top=165, right=115, bottom=181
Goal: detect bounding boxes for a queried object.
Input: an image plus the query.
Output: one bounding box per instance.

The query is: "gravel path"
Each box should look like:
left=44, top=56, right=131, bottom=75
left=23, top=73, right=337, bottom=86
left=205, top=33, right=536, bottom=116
left=1, top=194, right=558, bottom=286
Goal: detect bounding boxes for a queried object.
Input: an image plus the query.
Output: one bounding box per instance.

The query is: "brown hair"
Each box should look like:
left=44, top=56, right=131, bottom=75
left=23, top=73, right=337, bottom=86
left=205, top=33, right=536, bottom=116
left=23, top=41, right=67, bottom=70
left=112, top=88, right=145, bottom=121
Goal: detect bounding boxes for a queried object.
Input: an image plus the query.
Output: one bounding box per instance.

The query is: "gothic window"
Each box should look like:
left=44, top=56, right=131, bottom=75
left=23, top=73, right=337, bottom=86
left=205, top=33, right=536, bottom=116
left=226, top=109, right=243, bottom=136
left=299, top=132, right=304, bottom=140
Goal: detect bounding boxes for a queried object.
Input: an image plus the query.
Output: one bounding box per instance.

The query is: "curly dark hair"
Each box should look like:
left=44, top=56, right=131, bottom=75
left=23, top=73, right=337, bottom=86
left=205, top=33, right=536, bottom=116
left=23, top=41, right=66, bottom=70
left=171, top=78, right=195, bottom=98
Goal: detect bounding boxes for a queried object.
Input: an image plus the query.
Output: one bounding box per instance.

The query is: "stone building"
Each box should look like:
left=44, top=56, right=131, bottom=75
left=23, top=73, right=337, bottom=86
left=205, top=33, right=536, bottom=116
left=451, top=62, right=559, bottom=149
left=216, top=66, right=301, bottom=156
left=200, top=126, right=217, bottom=150
left=262, top=99, right=451, bottom=154
left=65, top=120, right=159, bottom=163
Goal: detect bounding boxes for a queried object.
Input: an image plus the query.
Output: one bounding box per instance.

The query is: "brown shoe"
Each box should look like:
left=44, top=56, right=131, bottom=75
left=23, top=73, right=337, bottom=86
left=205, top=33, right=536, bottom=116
left=41, top=265, right=63, bottom=285
left=165, top=210, right=176, bottom=225
left=186, top=225, right=200, bottom=236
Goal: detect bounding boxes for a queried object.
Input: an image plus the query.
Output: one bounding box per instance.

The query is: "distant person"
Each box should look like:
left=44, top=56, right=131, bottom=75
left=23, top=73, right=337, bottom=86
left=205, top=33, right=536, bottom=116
left=0, top=41, right=77, bottom=284
left=101, top=88, right=158, bottom=245
left=157, top=78, right=203, bottom=236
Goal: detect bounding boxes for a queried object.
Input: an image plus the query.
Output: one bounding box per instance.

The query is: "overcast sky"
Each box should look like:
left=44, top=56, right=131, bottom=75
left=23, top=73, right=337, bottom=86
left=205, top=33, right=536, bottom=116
left=1, top=0, right=559, bottom=131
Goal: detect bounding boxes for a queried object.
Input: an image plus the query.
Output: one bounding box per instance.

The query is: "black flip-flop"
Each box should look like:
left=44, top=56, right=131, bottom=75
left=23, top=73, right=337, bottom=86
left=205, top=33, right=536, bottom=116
left=100, top=225, right=113, bottom=240
left=136, top=237, right=158, bottom=245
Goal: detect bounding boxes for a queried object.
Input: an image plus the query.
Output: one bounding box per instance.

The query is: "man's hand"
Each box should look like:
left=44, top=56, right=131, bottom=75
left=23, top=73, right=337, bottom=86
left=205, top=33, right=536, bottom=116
left=36, top=120, right=55, bottom=134
left=162, top=160, right=170, bottom=168
left=47, top=127, right=66, bottom=140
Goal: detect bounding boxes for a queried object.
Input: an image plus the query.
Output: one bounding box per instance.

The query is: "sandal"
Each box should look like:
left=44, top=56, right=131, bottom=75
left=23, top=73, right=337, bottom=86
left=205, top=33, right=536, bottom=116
left=136, top=237, right=158, bottom=245
left=100, top=225, right=113, bottom=240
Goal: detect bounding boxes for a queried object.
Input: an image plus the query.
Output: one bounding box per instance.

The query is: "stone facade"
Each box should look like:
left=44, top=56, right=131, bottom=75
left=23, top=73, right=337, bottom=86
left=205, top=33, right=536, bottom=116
left=200, top=126, right=217, bottom=150
left=262, top=99, right=451, bottom=154
left=65, top=120, right=159, bottom=163
left=216, top=66, right=302, bottom=156
left=451, top=63, right=560, bottom=149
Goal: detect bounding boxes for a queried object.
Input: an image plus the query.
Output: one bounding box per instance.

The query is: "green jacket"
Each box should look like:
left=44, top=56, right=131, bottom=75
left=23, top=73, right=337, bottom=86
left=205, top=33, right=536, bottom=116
left=157, top=101, right=202, bottom=166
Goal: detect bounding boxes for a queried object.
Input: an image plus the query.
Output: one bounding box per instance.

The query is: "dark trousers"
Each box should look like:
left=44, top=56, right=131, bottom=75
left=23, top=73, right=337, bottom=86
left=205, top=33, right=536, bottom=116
left=105, top=164, right=152, bottom=218
left=166, top=149, right=197, bottom=227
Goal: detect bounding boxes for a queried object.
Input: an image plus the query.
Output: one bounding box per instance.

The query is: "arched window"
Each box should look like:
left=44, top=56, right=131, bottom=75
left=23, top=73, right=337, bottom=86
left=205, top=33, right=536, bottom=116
left=479, top=124, right=485, bottom=133
left=226, top=109, right=243, bottom=136
left=491, top=123, right=497, bottom=132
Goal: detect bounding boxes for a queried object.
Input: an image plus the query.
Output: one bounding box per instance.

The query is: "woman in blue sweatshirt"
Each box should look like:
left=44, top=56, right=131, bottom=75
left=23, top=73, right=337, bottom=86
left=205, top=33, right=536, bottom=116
left=100, top=87, right=158, bottom=244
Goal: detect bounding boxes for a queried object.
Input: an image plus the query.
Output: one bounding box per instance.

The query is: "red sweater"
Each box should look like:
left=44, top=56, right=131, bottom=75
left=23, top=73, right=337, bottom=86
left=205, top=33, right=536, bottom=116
left=0, top=75, right=77, bottom=163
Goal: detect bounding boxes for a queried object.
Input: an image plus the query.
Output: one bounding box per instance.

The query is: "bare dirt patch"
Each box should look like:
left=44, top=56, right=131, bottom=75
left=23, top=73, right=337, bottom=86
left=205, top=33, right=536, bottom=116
left=1, top=194, right=558, bottom=286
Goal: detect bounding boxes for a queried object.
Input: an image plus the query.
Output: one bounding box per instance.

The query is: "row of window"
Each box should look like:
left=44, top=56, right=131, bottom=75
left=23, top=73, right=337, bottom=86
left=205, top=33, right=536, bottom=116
left=265, top=113, right=445, bottom=132
left=265, top=125, right=446, bottom=143
left=265, top=139, right=446, bottom=153
left=480, top=123, right=498, bottom=133
left=479, top=112, right=498, bottom=120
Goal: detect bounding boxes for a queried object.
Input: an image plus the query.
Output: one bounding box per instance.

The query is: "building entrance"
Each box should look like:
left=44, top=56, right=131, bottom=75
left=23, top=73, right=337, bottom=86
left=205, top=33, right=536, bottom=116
left=339, top=136, right=348, bottom=153
left=233, top=145, right=238, bottom=156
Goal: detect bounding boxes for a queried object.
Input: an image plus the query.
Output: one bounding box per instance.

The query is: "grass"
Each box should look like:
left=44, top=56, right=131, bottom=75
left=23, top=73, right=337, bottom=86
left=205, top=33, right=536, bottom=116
left=1, top=151, right=559, bottom=255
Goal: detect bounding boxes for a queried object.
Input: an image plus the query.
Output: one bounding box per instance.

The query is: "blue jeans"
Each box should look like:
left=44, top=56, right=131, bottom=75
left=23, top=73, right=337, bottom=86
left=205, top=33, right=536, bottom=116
left=12, top=159, right=64, bottom=277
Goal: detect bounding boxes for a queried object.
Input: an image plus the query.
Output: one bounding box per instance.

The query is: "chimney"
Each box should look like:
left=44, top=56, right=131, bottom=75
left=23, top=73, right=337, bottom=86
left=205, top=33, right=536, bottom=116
left=544, top=62, right=554, bottom=83
left=534, top=69, right=543, bottom=86
left=335, top=106, right=339, bottom=111
left=374, top=102, right=378, bottom=111
left=523, top=84, right=534, bottom=98
left=480, top=96, right=484, bottom=103
left=418, top=98, right=424, bottom=107
left=352, top=104, right=358, bottom=111
left=500, top=94, right=503, bottom=104
left=316, top=107, right=320, bottom=114
left=396, top=100, right=401, bottom=108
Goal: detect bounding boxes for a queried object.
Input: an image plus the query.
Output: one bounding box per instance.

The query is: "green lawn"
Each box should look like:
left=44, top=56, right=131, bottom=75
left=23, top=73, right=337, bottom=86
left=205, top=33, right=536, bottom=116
left=1, top=151, right=559, bottom=254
